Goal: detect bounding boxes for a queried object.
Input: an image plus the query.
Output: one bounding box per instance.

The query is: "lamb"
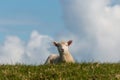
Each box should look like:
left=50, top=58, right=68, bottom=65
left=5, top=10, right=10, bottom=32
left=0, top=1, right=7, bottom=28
left=45, top=40, right=75, bottom=64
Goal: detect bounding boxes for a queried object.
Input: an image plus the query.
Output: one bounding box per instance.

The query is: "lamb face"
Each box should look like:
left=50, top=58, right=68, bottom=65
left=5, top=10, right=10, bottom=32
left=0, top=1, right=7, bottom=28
left=53, top=40, right=72, bottom=55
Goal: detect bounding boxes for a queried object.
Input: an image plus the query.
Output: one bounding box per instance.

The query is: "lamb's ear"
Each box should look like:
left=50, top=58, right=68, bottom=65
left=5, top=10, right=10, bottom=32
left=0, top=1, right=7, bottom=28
left=68, top=40, right=72, bottom=46
left=53, top=41, right=58, bottom=47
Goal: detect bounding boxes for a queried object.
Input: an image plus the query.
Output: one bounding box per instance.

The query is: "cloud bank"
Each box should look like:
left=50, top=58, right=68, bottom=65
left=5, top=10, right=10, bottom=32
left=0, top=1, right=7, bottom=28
left=61, top=0, right=120, bottom=62
left=0, top=31, right=53, bottom=64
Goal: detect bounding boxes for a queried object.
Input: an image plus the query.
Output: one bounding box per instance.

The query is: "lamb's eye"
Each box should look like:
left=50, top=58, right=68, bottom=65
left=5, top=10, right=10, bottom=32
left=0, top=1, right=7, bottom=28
left=57, top=45, right=60, bottom=48
left=57, top=44, right=60, bottom=47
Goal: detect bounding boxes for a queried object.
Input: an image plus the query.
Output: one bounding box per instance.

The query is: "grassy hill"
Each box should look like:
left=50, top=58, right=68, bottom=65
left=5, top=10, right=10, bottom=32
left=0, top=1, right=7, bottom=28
left=0, top=63, right=120, bottom=80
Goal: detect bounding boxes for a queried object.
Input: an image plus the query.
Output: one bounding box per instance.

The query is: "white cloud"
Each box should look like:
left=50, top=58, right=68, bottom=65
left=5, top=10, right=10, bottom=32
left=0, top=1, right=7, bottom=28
left=0, top=31, right=53, bottom=64
left=0, top=36, right=24, bottom=64
left=24, top=31, right=53, bottom=64
left=61, top=0, right=120, bottom=62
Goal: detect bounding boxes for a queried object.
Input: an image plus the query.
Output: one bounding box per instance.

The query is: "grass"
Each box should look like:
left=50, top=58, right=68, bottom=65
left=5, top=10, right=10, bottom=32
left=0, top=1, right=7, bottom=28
left=0, top=63, right=120, bottom=80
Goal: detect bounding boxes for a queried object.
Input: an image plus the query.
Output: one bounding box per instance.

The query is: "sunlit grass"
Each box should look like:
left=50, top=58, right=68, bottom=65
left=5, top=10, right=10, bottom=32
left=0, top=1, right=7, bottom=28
left=0, top=63, right=120, bottom=80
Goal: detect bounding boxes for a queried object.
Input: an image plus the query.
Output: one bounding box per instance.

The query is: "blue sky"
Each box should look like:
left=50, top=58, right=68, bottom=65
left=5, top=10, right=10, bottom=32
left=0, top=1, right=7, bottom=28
left=0, top=0, right=65, bottom=42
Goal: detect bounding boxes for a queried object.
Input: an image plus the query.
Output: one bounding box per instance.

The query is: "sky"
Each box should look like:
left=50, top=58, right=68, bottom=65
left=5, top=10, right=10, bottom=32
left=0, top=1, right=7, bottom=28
left=0, top=0, right=65, bottom=42
left=0, top=0, right=120, bottom=64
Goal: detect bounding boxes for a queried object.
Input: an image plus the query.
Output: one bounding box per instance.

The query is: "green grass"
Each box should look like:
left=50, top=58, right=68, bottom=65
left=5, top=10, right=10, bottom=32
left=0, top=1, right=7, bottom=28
left=0, top=63, right=120, bottom=80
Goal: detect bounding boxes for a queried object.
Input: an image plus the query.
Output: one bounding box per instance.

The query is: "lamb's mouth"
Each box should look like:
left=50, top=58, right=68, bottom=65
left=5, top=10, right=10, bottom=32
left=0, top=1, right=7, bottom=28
left=60, top=49, right=64, bottom=53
